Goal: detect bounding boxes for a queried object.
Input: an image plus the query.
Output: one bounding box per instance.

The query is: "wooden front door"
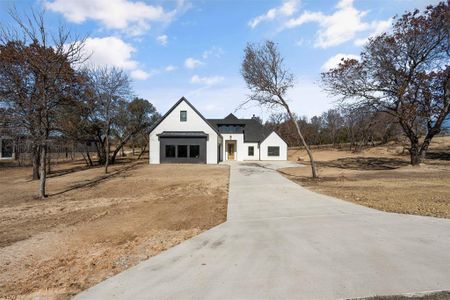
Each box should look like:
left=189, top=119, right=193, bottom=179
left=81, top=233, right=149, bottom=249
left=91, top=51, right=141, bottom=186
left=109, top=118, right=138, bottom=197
left=227, top=143, right=235, bottom=160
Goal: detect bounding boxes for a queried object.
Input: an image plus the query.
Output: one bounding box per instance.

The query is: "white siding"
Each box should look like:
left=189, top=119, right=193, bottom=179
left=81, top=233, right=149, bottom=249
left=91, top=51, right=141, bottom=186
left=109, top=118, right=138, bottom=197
left=149, top=100, right=219, bottom=164
left=222, top=133, right=244, bottom=161
left=222, top=132, right=286, bottom=161
left=260, top=132, right=287, bottom=161
left=242, top=142, right=259, bottom=161
left=222, top=134, right=259, bottom=161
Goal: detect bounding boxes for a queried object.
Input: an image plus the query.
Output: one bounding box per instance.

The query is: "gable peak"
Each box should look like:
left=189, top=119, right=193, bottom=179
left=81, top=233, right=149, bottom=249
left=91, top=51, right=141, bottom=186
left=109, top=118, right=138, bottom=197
left=224, top=113, right=239, bottom=121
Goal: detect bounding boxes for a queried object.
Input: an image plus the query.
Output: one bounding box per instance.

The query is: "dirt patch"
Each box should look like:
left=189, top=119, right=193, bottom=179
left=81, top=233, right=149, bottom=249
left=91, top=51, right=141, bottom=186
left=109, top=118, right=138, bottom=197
left=281, top=136, right=450, bottom=219
left=0, top=160, right=229, bottom=299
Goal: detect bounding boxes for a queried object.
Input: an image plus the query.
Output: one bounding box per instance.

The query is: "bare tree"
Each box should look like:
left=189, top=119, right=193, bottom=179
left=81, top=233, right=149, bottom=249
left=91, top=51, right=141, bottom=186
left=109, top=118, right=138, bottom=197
left=241, top=40, right=318, bottom=178
left=0, top=9, right=86, bottom=198
left=89, top=67, right=131, bottom=173
left=110, top=97, right=158, bottom=163
left=321, top=3, right=449, bottom=165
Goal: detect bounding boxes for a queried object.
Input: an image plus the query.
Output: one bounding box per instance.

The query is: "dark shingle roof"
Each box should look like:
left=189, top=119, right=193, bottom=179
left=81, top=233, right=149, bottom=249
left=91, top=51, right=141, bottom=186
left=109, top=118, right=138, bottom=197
left=207, top=115, right=272, bottom=143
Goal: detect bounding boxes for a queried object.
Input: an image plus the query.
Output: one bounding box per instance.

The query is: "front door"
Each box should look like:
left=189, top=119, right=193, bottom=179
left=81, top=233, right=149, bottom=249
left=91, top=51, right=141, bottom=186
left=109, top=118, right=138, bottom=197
left=227, top=143, right=235, bottom=160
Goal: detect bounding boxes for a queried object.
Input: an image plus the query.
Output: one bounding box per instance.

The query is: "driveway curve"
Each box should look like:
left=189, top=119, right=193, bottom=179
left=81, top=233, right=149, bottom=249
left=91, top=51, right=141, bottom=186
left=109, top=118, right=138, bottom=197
left=76, top=161, right=450, bottom=300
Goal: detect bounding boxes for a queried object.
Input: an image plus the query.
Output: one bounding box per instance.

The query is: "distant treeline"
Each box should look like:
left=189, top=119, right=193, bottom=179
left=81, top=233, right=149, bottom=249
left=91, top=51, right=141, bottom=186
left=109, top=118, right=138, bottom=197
left=264, top=107, right=448, bottom=151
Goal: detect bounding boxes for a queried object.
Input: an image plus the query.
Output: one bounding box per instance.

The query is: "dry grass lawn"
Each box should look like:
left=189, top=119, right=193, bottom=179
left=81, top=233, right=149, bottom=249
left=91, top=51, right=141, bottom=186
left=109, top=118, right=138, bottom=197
left=281, top=136, right=450, bottom=219
left=0, top=159, right=229, bottom=299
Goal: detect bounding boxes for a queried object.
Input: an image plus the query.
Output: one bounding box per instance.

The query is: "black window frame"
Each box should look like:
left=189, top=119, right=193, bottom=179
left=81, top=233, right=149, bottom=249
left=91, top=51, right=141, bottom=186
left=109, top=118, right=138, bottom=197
left=180, top=110, right=187, bottom=122
left=177, top=145, right=188, bottom=157
left=165, top=145, right=176, bottom=158
left=248, top=146, right=254, bottom=156
left=189, top=145, right=200, bottom=158
left=267, top=146, right=280, bottom=157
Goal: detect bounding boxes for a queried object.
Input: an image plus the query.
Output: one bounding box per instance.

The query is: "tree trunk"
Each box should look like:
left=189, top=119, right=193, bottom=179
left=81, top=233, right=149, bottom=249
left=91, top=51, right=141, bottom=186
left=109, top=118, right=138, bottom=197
left=285, top=106, right=318, bottom=178
left=111, top=130, right=141, bottom=164
left=86, top=150, right=94, bottom=166
left=32, top=144, right=40, bottom=180
left=104, top=134, right=110, bottom=174
left=110, top=145, right=121, bottom=164
left=80, top=152, right=89, bottom=166
left=46, top=148, right=51, bottom=174
left=39, top=144, right=47, bottom=198
left=410, top=142, right=421, bottom=165
left=137, top=143, right=148, bottom=160
left=94, top=139, right=103, bottom=164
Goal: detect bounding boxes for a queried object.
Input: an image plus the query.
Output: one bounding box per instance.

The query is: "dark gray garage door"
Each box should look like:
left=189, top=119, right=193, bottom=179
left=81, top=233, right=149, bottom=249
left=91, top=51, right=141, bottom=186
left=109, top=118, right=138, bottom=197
left=159, top=135, right=207, bottom=164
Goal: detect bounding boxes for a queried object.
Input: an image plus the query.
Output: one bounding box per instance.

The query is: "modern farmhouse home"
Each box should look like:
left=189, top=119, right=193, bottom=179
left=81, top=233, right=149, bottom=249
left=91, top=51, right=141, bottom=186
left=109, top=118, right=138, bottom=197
left=149, top=97, right=287, bottom=164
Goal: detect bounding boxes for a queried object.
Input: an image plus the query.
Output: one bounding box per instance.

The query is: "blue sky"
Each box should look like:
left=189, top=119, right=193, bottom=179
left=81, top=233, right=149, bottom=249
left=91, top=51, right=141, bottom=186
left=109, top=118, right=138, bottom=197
left=0, top=0, right=440, bottom=120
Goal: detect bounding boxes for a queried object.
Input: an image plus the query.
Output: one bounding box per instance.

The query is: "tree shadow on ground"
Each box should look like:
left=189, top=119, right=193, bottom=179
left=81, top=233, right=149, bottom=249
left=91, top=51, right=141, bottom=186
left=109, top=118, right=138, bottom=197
left=48, top=161, right=142, bottom=197
left=47, top=157, right=139, bottom=178
left=426, top=151, right=450, bottom=161
left=47, top=164, right=93, bottom=178
left=318, top=157, right=410, bottom=170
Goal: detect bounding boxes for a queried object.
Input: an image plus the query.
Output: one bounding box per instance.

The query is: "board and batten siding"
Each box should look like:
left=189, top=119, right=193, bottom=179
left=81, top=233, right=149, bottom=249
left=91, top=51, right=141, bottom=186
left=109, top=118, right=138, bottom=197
left=149, top=100, right=219, bottom=164
left=260, top=132, right=287, bottom=161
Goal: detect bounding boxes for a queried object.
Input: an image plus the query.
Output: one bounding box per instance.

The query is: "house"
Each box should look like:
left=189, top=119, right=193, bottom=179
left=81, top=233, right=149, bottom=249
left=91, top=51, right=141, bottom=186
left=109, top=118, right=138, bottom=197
left=0, top=136, right=15, bottom=160
left=149, top=97, right=287, bottom=164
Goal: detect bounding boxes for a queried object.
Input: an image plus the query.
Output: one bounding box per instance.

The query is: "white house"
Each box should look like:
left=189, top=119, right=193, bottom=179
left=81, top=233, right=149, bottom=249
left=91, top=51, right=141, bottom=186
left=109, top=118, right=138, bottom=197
left=149, top=97, right=287, bottom=164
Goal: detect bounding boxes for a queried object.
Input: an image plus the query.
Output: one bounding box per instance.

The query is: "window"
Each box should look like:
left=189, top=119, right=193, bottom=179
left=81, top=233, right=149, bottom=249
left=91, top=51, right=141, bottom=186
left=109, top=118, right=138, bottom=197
left=248, top=146, right=254, bottom=156
left=177, top=145, right=188, bottom=157
left=268, top=146, right=280, bottom=157
left=218, top=124, right=243, bottom=133
left=189, top=145, right=200, bottom=158
left=1, top=139, right=13, bottom=158
left=180, top=110, right=187, bottom=122
left=165, top=145, right=176, bottom=157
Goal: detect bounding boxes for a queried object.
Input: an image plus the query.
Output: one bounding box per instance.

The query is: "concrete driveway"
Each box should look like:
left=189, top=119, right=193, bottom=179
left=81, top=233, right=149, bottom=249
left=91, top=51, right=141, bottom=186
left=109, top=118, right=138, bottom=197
left=76, top=161, right=450, bottom=300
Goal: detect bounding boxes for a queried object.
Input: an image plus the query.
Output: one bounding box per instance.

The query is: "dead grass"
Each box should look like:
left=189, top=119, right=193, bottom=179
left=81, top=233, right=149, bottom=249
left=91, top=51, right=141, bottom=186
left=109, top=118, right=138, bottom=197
left=0, top=159, right=229, bottom=299
left=355, top=291, right=450, bottom=300
left=281, top=136, right=450, bottom=219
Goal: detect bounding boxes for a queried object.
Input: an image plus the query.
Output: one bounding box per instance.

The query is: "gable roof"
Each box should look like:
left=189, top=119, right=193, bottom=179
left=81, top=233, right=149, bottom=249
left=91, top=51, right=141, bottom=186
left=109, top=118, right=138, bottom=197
left=207, top=116, right=272, bottom=143
left=149, top=97, right=220, bottom=135
left=208, top=113, right=246, bottom=126
left=260, top=130, right=288, bottom=145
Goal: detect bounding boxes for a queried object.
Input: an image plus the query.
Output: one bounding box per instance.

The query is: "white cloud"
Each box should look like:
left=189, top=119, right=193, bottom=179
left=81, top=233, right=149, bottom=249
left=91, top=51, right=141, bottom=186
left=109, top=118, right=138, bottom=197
left=354, top=18, right=392, bottom=46
left=165, top=65, right=177, bottom=72
left=321, top=53, right=359, bottom=71
left=249, top=0, right=299, bottom=28
left=130, top=69, right=151, bottom=80
left=184, top=57, right=203, bottom=69
left=191, top=75, right=224, bottom=85
left=202, top=46, right=224, bottom=59
left=285, top=0, right=372, bottom=48
left=44, top=0, right=187, bottom=36
left=156, top=35, right=168, bottom=46
left=83, top=36, right=138, bottom=69
left=81, top=36, right=151, bottom=80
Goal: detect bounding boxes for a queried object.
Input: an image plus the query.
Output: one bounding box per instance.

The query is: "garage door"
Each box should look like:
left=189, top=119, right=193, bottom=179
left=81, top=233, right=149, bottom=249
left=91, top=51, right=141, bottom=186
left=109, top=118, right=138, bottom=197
left=159, top=136, right=207, bottom=164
